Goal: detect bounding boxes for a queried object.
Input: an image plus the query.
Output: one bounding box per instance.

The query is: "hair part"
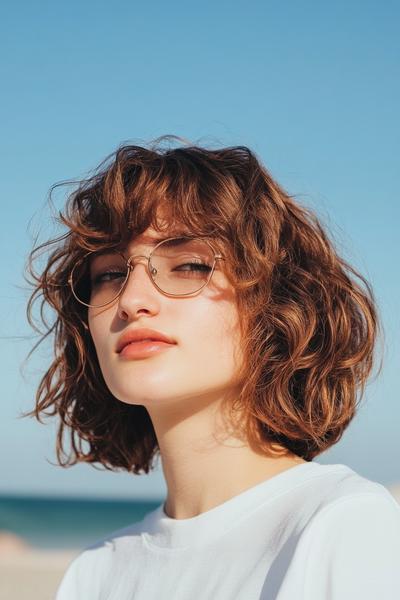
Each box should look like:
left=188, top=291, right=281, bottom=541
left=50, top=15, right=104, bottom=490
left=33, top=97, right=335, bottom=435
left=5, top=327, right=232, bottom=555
left=24, top=135, right=381, bottom=471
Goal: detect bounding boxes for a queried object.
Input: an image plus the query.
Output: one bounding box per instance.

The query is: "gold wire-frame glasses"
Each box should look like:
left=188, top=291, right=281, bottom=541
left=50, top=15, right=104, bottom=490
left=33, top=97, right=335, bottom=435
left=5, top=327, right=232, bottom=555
left=68, top=235, right=225, bottom=308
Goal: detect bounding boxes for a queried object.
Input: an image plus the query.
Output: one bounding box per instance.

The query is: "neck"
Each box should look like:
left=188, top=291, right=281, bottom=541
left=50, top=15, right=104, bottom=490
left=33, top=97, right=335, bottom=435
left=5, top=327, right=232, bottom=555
left=147, top=391, right=305, bottom=520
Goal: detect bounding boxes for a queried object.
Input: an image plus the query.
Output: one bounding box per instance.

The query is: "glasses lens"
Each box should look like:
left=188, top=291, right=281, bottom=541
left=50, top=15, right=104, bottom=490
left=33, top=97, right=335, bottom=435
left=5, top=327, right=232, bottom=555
left=70, top=238, right=216, bottom=306
left=150, top=237, right=215, bottom=296
left=70, top=251, right=128, bottom=307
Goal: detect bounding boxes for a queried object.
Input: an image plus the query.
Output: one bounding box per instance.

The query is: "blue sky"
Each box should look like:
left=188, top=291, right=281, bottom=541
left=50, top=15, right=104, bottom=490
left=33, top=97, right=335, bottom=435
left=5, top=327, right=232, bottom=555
left=1, top=1, right=399, bottom=499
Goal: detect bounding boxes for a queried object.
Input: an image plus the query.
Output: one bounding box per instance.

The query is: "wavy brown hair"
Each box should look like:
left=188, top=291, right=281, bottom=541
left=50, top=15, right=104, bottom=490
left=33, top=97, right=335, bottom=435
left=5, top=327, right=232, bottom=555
left=24, top=135, right=380, bottom=472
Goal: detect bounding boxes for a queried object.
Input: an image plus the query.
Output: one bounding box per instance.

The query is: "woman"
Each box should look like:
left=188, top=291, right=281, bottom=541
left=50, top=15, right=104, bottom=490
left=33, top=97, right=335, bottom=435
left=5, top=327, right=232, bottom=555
left=25, top=136, right=400, bottom=599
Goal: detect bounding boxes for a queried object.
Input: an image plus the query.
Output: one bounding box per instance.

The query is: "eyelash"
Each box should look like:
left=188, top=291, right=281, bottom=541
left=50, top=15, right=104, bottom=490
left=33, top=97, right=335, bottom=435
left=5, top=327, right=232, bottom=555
left=91, top=262, right=212, bottom=286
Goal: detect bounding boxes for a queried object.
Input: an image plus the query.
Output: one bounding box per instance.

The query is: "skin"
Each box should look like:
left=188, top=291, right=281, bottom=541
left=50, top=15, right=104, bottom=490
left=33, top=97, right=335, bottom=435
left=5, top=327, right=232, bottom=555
left=88, top=223, right=306, bottom=520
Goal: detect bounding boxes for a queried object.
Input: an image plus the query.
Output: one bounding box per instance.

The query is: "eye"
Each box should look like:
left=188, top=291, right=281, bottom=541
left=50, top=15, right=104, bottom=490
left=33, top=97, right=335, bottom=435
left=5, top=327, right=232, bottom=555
left=170, top=261, right=213, bottom=279
left=174, top=261, right=212, bottom=272
left=91, top=268, right=127, bottom=286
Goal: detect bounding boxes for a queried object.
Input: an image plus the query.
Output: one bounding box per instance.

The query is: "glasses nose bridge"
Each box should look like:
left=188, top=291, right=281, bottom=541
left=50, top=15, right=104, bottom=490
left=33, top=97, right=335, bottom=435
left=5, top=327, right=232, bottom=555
left=124, top=253, right=157, bottom=291
left=126, top=253, right=151, bottom=270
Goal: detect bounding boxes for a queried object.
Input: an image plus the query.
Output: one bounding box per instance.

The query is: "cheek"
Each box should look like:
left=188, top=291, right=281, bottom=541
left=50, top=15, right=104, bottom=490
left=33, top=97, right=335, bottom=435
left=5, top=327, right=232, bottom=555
left=87, top=310, right=111, bottom=358
left=183, top=298, right=243, bottom=374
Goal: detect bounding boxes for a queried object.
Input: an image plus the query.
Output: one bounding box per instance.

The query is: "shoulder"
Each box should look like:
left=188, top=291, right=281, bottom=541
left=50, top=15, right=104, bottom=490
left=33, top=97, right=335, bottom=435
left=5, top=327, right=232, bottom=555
left=295, top=461, right=400, bottom=516
left=307, top=484, right=400, bottom=542
left=298, top=478, right=400, bottom=598
left=55, top=515, right=153, bottom=599
left=303, top=464, right=400, bottom=544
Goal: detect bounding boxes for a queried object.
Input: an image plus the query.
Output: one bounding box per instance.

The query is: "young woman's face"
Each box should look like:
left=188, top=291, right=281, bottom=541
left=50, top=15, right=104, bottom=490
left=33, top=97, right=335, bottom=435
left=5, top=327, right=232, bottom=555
left=87, top=226, right=244, bottom=411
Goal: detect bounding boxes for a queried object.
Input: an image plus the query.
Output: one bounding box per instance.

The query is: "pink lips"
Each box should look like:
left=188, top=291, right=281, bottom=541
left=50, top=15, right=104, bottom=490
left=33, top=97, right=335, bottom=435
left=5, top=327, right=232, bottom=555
left=116, top=327, right=177, bottom=359
left=119, top=340, right=175, bottom=359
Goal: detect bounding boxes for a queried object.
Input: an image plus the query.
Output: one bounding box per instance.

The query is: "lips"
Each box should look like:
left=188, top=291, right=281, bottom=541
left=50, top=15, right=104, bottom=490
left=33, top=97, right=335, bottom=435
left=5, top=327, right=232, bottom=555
left=116, top=328, right=176, bottom=353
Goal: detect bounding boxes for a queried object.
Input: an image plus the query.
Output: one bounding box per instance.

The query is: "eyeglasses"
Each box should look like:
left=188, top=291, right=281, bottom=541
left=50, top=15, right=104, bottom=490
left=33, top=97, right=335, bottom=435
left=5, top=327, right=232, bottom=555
left=68, top=236, right=225, bottom=308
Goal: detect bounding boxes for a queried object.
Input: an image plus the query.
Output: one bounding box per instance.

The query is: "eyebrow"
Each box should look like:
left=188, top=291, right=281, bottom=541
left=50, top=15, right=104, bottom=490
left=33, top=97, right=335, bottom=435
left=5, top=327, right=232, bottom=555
left=137, top=232, right=194, bottom=245
left=112, top=232, right=195, bottom=257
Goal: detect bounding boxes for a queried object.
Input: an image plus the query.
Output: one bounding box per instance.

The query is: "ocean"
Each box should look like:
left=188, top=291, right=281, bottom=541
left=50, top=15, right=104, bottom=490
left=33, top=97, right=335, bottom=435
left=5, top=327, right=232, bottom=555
left=0, top=494, right=162, bottom=550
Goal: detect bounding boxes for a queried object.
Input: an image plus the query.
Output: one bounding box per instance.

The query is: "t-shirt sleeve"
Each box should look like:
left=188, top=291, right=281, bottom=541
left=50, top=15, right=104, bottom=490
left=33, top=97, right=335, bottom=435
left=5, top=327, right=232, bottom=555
left=302, top=491, right=400, bottom=599
left=54, top=554, right=81, bottom=600
left=55, top=546, right=111, bottom=600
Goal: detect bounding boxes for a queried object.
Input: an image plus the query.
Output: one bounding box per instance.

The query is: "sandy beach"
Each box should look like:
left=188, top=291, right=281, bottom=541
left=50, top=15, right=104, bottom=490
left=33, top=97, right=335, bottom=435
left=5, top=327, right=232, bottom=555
left=1, top=485, right=399, bottom=600
left=0, top=532, right=78, bottom=600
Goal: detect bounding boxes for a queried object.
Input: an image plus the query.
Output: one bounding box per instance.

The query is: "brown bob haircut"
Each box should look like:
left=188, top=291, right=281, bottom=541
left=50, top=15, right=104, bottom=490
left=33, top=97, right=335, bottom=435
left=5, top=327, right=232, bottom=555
left=25, top=135, right=380, bottom=472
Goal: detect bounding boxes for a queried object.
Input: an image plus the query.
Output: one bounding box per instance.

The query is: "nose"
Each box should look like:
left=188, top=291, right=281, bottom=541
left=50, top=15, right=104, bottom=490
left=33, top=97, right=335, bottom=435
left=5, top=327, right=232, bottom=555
left=117, top=255, right=160, bottom=320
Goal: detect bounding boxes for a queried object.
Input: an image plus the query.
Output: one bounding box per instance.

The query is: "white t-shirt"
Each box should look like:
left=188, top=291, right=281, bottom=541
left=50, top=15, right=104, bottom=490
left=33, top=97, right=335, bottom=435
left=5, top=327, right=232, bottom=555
left=55, top=461, right=400, bottom=599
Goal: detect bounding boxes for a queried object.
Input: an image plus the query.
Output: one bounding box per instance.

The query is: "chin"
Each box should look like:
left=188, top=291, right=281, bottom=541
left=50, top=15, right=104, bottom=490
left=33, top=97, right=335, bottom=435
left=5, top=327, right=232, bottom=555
left=109, top=385, right=173, bottom=406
